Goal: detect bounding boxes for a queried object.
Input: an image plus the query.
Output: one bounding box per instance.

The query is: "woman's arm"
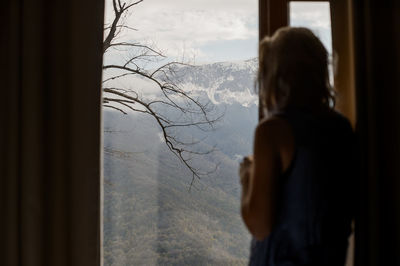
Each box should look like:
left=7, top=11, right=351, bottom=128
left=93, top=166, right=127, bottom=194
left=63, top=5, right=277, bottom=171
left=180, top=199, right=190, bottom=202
left=240, top=118, right=292, bottom=240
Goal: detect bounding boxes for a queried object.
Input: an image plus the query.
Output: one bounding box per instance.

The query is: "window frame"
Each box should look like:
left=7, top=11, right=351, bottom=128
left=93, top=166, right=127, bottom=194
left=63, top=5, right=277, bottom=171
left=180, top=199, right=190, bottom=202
left=258, top=0, right=356, bottom=124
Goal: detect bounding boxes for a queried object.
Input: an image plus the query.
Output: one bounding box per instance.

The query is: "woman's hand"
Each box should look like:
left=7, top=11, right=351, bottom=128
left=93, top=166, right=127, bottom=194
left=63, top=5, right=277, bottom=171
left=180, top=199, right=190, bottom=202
left=239, top=155, right=253, bottom=190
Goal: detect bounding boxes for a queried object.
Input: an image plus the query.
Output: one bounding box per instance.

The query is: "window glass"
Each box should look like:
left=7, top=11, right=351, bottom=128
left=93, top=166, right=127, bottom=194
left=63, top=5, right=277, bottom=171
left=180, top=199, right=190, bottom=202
left=102, top=0, right=258, bottom=264
left=289, top=2, right=332, bottom=53
left=289, top=2, right=334, bottom=83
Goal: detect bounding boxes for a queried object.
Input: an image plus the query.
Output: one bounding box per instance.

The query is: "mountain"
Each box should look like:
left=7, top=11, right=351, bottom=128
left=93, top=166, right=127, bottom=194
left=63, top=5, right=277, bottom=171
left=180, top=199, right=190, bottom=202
left=103, top=59, right=259, bottom=265
left=174, top=58, right=258, bottom=107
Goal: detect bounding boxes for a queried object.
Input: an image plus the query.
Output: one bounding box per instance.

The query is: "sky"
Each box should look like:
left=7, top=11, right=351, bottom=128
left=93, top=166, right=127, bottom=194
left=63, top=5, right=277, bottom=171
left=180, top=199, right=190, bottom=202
left=104, top=0, right=331, bottom=64
left=289, top=2, right=332, bottom=54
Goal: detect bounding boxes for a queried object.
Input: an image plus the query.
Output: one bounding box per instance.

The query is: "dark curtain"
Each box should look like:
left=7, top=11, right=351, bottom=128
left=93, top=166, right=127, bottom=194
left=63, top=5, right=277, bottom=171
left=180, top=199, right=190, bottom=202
left=353, top=0, right=400, bottom=265
left=0, top=0, right=104, bottom=265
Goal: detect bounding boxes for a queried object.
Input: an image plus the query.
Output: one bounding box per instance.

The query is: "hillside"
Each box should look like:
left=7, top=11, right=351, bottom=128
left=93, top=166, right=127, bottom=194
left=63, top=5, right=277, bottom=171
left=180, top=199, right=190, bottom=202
left=103, top=59, right=258, bottom=265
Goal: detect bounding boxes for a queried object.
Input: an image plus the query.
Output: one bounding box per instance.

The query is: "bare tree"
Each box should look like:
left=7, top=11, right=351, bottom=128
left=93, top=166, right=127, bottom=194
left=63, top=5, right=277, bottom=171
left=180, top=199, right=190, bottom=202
left=102, top=0, right=221, bottom=187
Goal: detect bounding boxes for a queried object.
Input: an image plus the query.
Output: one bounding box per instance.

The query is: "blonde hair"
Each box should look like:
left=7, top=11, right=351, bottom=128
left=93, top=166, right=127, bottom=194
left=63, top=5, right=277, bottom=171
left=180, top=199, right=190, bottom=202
left=258, top=27, right=335, bottom=112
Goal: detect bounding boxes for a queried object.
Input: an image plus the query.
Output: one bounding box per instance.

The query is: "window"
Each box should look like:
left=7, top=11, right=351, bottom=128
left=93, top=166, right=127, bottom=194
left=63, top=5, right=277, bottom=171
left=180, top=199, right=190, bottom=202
left=289, top=2, right=332, bottom=54
left=289, top=1, right=334, bottom=83
left=102, top=0, right=258, bottom=264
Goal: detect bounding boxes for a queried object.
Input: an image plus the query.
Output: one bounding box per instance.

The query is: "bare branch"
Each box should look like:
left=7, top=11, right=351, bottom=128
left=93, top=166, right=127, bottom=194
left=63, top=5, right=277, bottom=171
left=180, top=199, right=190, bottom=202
left=104, top=25, right=138, bottom=32
left=109, top=42, right=166, bottom=58
left=102, top=72, right=136, bottom=83
left=103, top=104, right=127, bottom=114
left=103, top=97, right=136, bottom=104
left=102, top=0, right=222, bottom=187
left=104, top=0, right=123, bottom=53
left=123, top=0, right=144, bottom=11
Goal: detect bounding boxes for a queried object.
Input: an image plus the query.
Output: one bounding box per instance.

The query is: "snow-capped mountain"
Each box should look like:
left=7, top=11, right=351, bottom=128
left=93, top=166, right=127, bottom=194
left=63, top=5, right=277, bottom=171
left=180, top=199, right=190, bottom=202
left=103, top=58, right=259, bottom=265
left=172, top=58, right=258, bottom=107
left=161, top=58, right=259, bottom=158
left=104, top=58, right=260, bottom=159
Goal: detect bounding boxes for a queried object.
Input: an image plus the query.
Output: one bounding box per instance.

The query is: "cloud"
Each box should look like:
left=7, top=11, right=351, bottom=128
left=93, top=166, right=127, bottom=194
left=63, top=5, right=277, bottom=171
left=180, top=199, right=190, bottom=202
left=289, top=2, right=332, bottom=52
left=104, top=0, right=333, bottom=62
left=104, top=0, right=258, bottom=62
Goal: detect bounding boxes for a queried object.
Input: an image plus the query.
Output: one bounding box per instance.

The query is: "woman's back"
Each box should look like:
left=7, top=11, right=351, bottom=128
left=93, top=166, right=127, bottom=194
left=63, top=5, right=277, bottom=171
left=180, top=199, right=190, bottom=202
left=249, top=107, right=356, bottom=266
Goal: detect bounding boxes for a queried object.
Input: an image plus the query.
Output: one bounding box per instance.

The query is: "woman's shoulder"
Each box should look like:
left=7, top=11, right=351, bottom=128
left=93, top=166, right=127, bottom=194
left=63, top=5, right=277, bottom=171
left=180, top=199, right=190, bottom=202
left=264, top=107, right=354, bottom=145
left=255, top=116, right=294, bottom=153
left=256, top=115, right=295, bottom=174
left=256, top=115, right=292, bottom=137
left=277, top=107, right=353, bottom=130
left=316, top=109, right=354, bottom=136
left=328, top=110, right=353, bottom=129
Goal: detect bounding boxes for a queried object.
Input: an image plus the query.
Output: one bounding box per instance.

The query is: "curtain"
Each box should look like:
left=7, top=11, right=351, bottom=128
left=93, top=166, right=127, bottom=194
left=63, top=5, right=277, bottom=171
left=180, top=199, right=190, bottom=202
left=352, top=0, right=400, bottom=265
left=0, top=0, right=104, bottom=265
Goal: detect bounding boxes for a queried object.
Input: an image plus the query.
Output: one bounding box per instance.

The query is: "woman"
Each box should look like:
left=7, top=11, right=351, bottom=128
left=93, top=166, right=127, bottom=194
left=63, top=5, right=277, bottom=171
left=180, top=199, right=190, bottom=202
left=240, top=27, right=356, bottom=266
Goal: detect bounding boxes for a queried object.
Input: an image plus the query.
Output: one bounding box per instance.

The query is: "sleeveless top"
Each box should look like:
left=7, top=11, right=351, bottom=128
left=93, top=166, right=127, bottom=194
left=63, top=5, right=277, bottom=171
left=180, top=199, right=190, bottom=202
left=249, top=107, right=356, bottom=266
